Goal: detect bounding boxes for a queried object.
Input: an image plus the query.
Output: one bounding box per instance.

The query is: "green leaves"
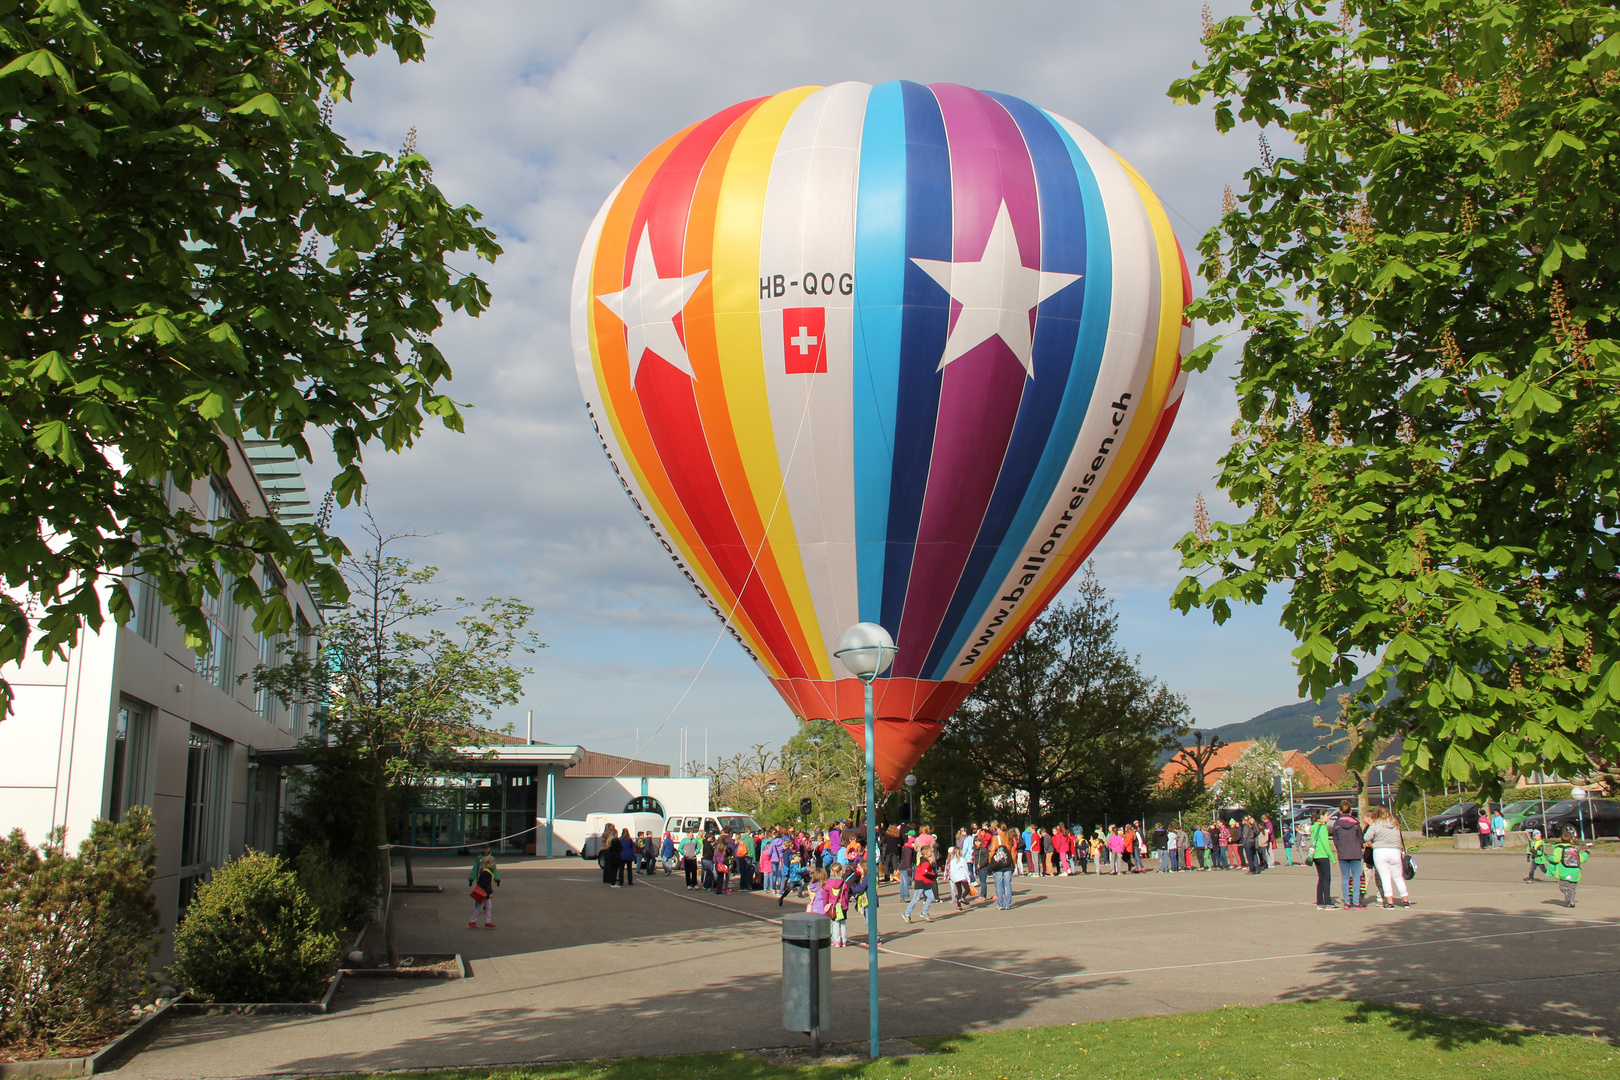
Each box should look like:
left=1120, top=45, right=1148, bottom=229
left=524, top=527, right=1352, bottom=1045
left=1171, top=0, right=1620, bottom=799
left=0, top=0, right=500, bottom=717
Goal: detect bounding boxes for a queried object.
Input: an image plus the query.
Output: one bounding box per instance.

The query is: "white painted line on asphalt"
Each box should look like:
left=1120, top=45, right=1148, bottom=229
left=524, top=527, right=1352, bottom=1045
left=642, top=880, right=785, bottom=929
left=893, top=902, right=1281, bottom=937
left=866, top=943, right=1044, bottom=981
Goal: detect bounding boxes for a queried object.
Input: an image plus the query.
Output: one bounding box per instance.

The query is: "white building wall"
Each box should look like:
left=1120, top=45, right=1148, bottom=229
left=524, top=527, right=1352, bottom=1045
left=0, top=441, right=325, bottom=958
left=546, top=776, right=710, bottom=854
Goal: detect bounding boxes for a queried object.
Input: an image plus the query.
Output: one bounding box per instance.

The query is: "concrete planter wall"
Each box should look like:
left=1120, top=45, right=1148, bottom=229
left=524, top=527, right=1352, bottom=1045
left=0, top=998, right=182, bottom=1079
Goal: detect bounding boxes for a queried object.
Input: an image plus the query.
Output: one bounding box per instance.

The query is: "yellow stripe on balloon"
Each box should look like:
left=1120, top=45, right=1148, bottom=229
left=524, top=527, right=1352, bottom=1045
left=586, top=121, right=787, bottom=679
left=706, top=86, right=835, bottom=681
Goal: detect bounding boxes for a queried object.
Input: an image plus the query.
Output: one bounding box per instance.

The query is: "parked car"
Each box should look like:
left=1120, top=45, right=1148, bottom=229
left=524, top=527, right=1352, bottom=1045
left=1421, top=801, right=1494, bottom=837
left=1519, top=799, right=1620, bottom=840
left=1498, top=800, right=1544, bottom=832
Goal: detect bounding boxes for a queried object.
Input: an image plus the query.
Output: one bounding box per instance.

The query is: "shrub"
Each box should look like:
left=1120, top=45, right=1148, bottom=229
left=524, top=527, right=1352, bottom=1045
left=279, top=734, right=381, bottom=914
left=171, top=851, right=339, bottom=1003
left=0, top=809, right=160, bottom=1056
left=293, top=841, right=365, bottom=938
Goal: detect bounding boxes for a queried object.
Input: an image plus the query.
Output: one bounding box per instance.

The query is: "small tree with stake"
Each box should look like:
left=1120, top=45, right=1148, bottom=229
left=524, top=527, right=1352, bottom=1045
left=253, top=509, right=540, bottom=963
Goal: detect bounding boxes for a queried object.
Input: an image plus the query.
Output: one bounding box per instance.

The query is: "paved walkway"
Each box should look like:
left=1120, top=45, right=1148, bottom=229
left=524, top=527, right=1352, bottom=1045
left=114, top=851, right=1619, bottom=1078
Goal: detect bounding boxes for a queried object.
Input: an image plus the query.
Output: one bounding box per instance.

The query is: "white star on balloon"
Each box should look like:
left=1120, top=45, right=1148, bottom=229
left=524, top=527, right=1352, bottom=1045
left=596, top=225, right=708, bottom=381
left=911, top=201, right=1081, bottom=377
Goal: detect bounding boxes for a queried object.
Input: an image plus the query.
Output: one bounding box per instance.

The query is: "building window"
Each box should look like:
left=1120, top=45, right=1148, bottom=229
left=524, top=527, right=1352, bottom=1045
left=292, top=612, right=313, bottom=736
left=127, top=572, right=162, bottom=645
left=107, top=699, right=154, bottom=822
left=243, top=762, right=281, bottom=854
left=178, top=727, right=231, bottom=908
left=196, top=477, right=243, bottom=696
left=256, top=566, right=288, bottom=727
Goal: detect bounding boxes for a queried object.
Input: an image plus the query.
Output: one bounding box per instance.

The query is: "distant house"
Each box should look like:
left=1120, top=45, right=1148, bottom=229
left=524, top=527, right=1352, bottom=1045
left=1160, top=740, right=1335, bottom=791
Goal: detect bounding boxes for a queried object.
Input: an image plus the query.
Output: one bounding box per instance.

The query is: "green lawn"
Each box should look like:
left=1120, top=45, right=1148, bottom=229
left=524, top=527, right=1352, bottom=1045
left=357, top=1001, right=1617, bottom=1079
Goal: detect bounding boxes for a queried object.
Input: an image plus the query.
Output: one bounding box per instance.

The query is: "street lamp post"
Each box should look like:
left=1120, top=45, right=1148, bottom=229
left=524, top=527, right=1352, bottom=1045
left=834, top=622, right=897, bottom=1061
left=904, top=772, right=918, bottom=823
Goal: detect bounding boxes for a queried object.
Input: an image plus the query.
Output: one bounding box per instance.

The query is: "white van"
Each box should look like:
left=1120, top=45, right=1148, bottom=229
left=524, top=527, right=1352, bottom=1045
left=663, top=810, right=763, bottom=839
left=579, top=812, right=665, bottom=859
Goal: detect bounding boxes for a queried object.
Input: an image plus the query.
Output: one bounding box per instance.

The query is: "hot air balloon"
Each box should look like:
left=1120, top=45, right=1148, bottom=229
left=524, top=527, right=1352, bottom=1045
left=571, top=81, right=1190, bottom=793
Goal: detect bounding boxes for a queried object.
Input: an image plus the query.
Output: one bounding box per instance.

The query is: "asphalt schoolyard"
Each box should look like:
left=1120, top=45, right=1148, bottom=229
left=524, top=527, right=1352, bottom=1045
left=114, top=849, right=1619, bottom=1078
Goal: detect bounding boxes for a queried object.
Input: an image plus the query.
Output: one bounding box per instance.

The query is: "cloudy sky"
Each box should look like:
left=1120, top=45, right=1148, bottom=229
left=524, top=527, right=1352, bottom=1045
left=308, top=0, right=1309, bottom=769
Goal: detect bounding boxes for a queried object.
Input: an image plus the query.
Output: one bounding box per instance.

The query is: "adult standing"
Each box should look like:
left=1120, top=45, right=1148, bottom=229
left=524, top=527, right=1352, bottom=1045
left=881, top=825, right=902, bottom=883
left=1364, top=806, right=1411, bottom=908
left=898, top=831, right=917, bottom=901
left=601, top=823, right=621, bottom=887
left=618, top=828, right=637, bottom=887
left=1166, top=824, right=1180, bottom=872
left=989, top=827, right=1017, bottom=909
left=680, top=830, right=700, bottom=889
left=1329, top=802, right=1366, bottom=908
left=1309, top=809, right=1334, bottom=909
left=1151, top=822, right=1169, bottom=873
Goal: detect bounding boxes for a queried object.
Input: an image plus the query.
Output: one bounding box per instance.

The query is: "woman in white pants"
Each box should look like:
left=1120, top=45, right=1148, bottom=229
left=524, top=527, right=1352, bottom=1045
left=1363, top=806, right=1410, bottom=908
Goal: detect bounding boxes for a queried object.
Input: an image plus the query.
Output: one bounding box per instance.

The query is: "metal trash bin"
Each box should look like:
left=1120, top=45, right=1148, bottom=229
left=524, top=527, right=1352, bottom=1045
left=781, top=913, right=832, bottom=1054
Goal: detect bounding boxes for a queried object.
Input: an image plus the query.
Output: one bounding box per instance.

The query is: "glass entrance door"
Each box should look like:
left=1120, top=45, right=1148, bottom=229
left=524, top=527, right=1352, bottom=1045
left=410, top=810, right=456, bottom=848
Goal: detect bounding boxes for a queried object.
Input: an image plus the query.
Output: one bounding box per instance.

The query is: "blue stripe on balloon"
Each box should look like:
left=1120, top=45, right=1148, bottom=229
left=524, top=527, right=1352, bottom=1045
left=920, top=101, right=1115, bottom=679
left=852, top=80, right=909, bottom=625
left=916, top=91, right=1086, bottom=677
left=877, top=81, right=952, bottom=637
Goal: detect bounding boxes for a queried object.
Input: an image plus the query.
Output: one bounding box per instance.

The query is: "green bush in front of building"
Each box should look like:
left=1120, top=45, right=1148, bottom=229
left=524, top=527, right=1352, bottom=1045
left=0, top=809, right=160, bottom=1056
left=172, top=851, right=339, bottom=1003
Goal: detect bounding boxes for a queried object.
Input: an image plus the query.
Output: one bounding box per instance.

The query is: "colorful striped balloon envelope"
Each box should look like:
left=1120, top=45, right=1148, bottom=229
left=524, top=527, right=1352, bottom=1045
left=572, top=81, right=1190, bottom=791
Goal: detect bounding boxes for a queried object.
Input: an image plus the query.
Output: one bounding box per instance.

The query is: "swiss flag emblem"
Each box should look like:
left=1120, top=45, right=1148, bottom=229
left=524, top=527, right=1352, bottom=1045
left=782, top=307, right=826, bottom=374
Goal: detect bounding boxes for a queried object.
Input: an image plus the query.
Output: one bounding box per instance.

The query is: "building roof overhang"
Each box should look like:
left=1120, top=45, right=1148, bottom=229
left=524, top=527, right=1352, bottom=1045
left=453, top=744, right=586, bottom=769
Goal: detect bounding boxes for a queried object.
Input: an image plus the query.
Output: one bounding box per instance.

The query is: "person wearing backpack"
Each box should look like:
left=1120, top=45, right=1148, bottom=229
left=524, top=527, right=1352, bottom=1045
left=469, top=855, right=497, bottom=929
left=1523, top=829, right=1546, bottom=884
left=1537, top=824, right=1592, bottom=908
left=989, top=827, right=1016, bottom=909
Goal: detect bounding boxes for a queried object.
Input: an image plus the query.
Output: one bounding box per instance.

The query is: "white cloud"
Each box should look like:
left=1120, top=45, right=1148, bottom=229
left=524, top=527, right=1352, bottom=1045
left=306, top=0, right=1302, bottom=765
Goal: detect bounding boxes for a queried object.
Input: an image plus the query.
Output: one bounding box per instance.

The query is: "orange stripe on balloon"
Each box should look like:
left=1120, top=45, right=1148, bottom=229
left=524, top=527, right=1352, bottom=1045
left=588, top=110, right=783, bottom=672
left=681, top=90, right=826, bottom=682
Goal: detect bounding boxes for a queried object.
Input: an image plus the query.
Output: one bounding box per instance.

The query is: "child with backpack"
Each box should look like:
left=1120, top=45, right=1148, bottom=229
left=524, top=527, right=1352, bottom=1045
left=1536, top=825, right=1592, bottom=908
left=823, top=865, right=851, bottom=947
left=469, top=855, right=496, bottom=929
left=1523, top=829, right=1545, bottom=884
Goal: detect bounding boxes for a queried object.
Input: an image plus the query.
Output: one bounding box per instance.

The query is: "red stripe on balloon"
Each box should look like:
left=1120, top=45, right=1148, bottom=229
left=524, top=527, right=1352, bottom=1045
left=624, top=104, right=812, bottom=681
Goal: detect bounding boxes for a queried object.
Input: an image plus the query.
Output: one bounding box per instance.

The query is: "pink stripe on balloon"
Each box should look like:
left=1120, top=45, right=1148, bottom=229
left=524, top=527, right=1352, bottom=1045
left=893, top=85, right=1040, bottom=678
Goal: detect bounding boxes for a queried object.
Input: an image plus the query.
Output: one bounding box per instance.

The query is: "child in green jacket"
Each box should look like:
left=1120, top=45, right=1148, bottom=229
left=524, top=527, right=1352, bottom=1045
left=1536, top=825, right=1592, bottom=908
left=1522, top=830, right=1545, bottom=884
